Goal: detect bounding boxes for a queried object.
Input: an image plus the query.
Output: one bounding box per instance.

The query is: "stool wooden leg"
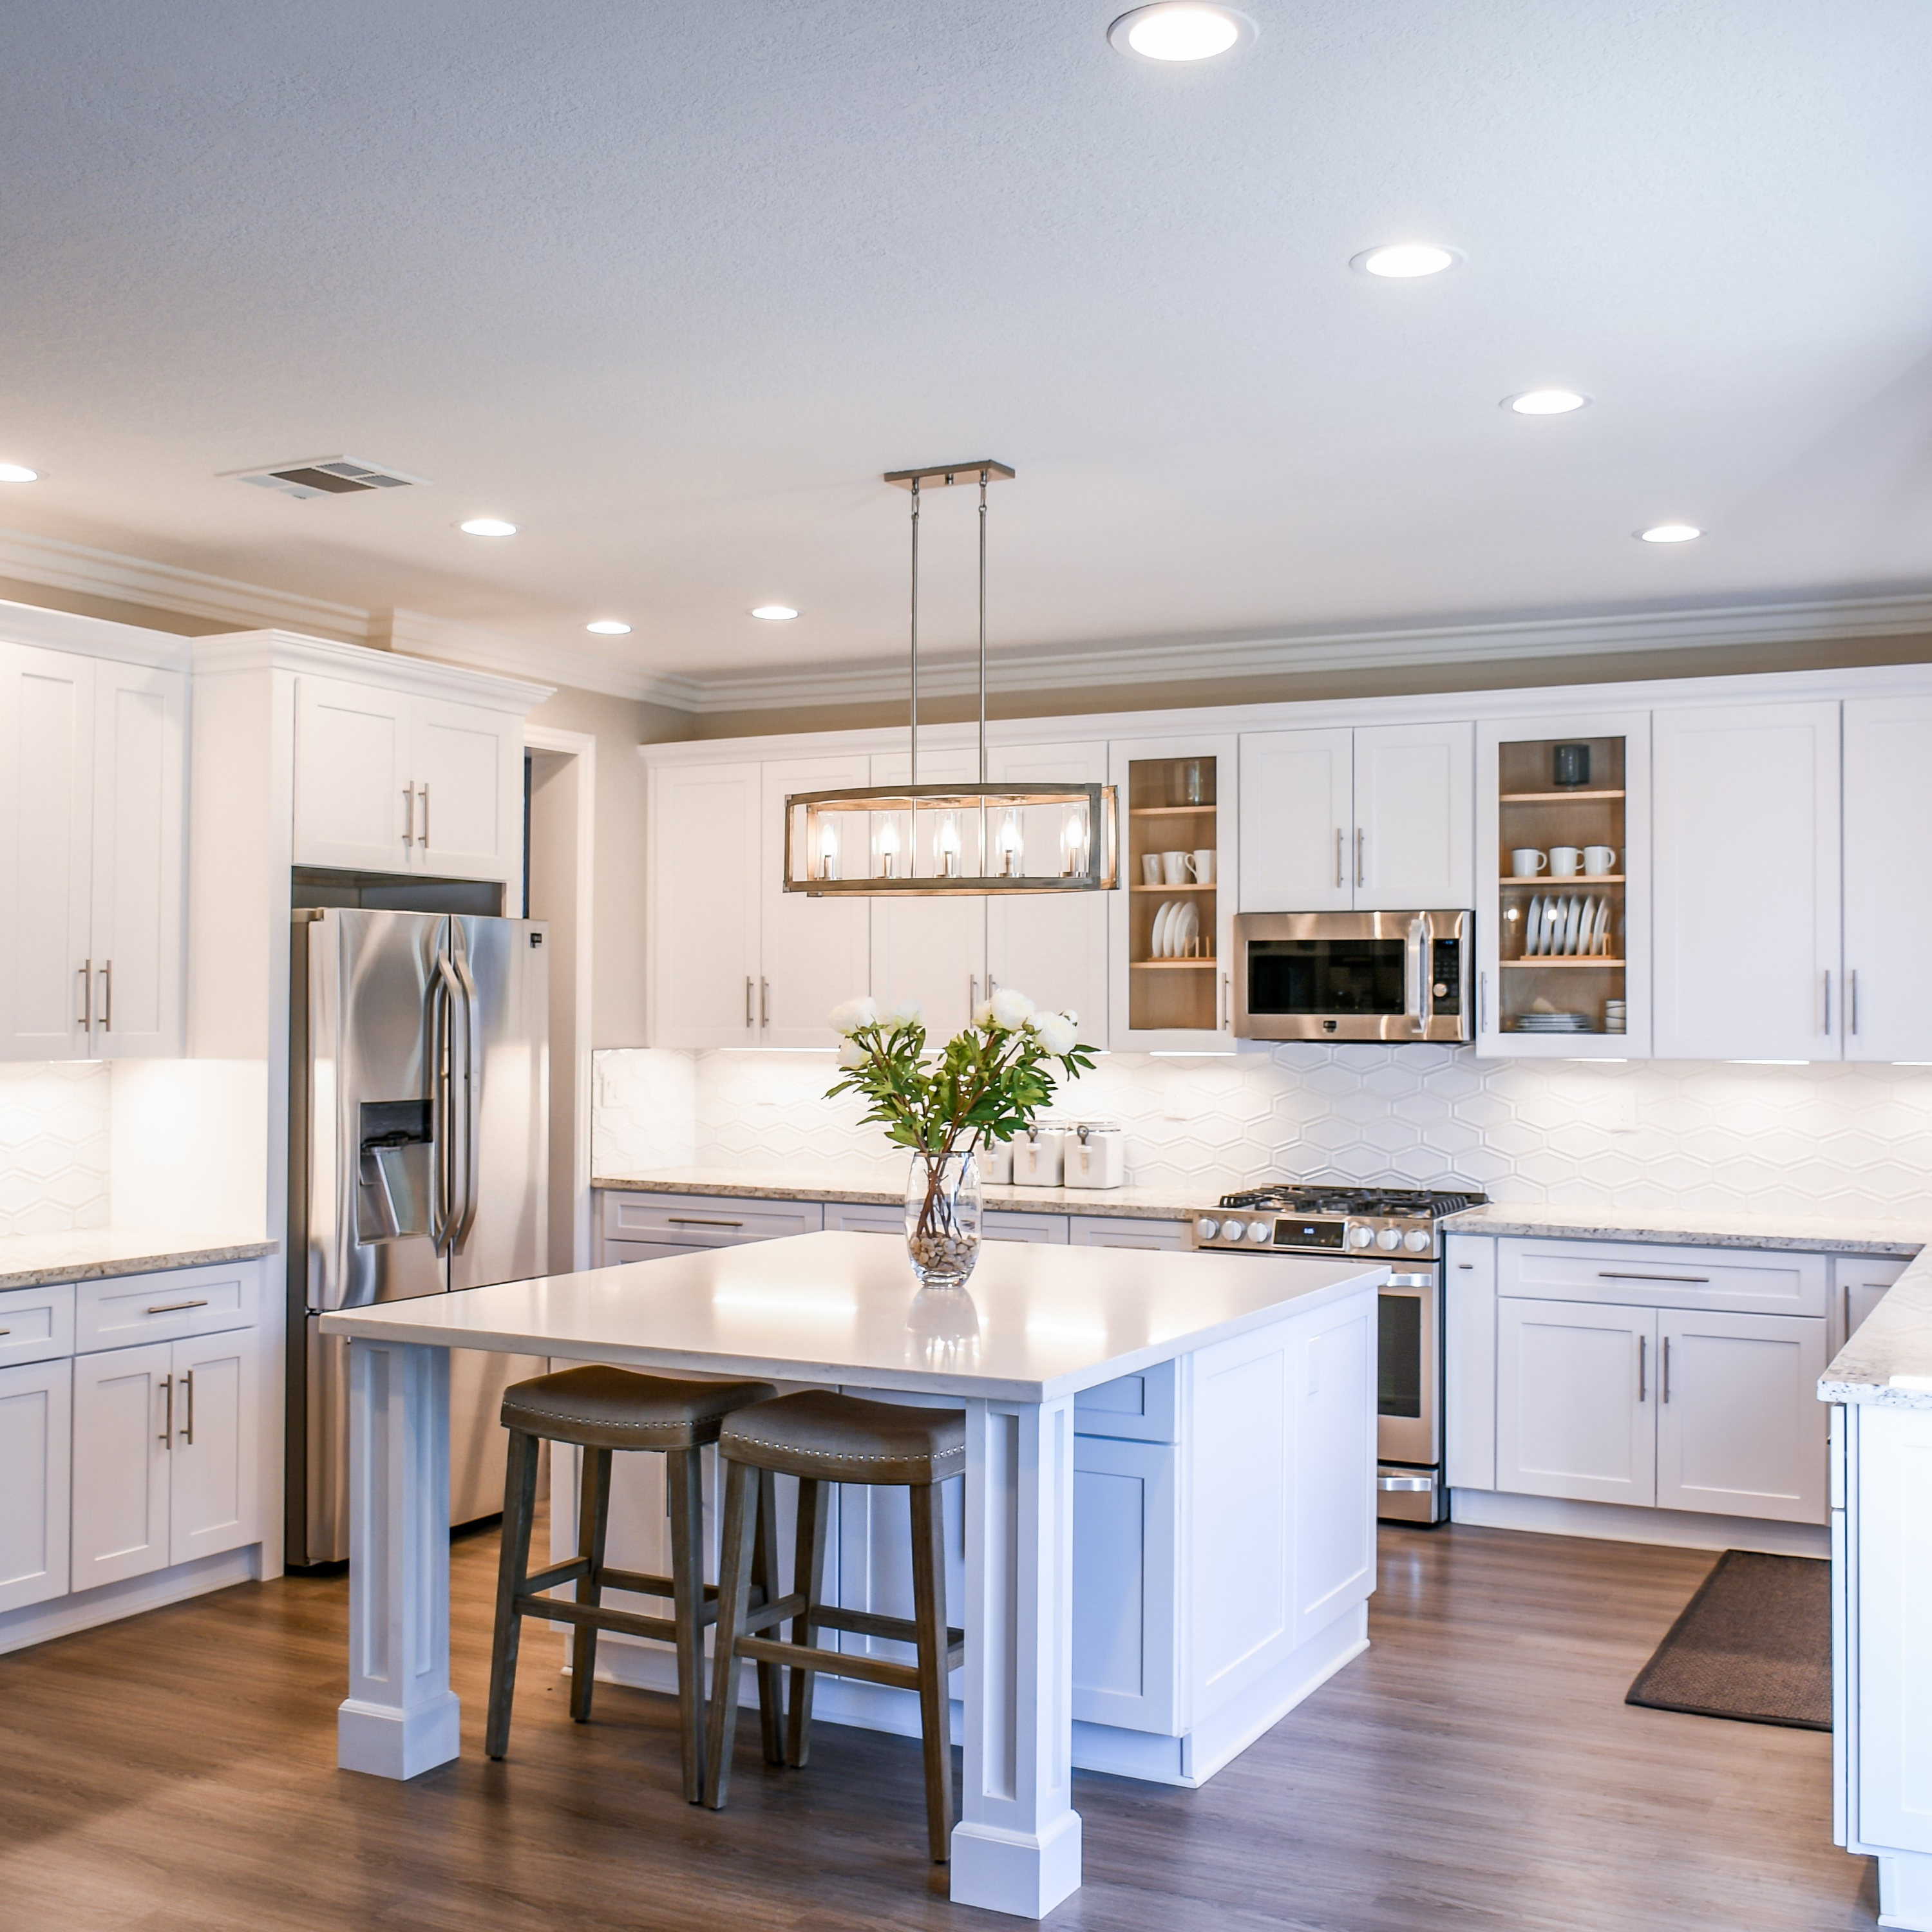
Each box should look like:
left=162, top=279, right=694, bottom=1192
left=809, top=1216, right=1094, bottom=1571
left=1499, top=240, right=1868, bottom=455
left=569, top=1446, right=614, bottom=1724
left=667, top=1445, right=708, bottom=1803
left=910, top=1481, right=955, bottom=1864
left=784, top=1476, right=829, bottom=1769
left=751, top=1468, right=785, bottom=1765
left=484, top=1426, right=540, bottom=1761
left=703, top=1456, right=757, bottom=1811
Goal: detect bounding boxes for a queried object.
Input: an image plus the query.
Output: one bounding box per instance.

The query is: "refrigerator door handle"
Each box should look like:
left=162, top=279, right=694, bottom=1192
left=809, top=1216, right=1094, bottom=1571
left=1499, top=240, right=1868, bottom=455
left=452, top=949, right=482, bottom=1251
left=430, top=952, right=463, bottom=1253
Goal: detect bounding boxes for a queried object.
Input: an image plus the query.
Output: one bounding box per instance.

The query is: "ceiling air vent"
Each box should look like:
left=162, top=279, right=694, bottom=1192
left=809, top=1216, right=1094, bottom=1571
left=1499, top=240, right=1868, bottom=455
left=223, top=455, right=430, bottom=501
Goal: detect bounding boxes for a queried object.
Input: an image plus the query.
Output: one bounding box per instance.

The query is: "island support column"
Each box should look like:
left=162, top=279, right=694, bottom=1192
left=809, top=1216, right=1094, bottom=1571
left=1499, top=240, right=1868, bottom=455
left=952, top=1393, right=1081, bottom=1918
left=336, top=1336, right=462, bottom=1779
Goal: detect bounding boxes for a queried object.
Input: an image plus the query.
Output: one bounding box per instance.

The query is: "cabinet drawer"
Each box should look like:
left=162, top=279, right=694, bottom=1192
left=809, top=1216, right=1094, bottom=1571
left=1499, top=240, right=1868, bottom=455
left=984, top=1211, right=1067, bottom=1244
left=1068, top=1217, right=1191, bottom=1252
left=1498, top=1238, right=1826, bottom=1317
left=821, top=1202, right=902, bottom=1236
left=0, top=1282, right=75, bottom=1367
left=1075, top=1358, right=1178, bottom=1443
left=601, top=1238, right=704, bottom=1267
left=75, top=1261, right=260, bottom=1352
left=599, top=1192, right=823, bottom=1247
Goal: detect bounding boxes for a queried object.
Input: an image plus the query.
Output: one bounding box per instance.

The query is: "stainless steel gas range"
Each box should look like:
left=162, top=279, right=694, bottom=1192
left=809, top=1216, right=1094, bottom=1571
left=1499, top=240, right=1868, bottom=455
left=1191, top=1183, right=1487, bottom=1524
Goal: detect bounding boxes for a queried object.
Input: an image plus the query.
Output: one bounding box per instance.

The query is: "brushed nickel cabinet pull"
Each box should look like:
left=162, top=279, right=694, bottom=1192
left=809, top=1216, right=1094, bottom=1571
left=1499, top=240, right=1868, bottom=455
left=420, top=782, right=430, bottom=846
left=0, top=1327, right=10, bottom=1336
left=667, top=1216, right=746, bottom=1229
left=761, top=977, right=770, bottom=1027
left=99, top=960, right=112, bottom=1032
left=1637, top=1335, right=1646, bottom=1403
left=1598, top=1271, right=1708, bottom=1285
left=146, top=1297, right=210, bottom=1314
left=744, top=975, right=755, bottom=1028
left=1851, top=969, right=1859, bottom=1036
left=1356, top=827, right=1365, bottom=887
left=1334, top=826, right=1343, bottom=889
left=1661, top=1335, right=1671, bottom=1405
left=1824, top=969, right=1833, bottom=1036
left=159, top=1374, right=174, bottom=1448
left=403, top=785, right=417, bottom=844
left=77, top=958, right=93, bottom=1028
left=180, top=1367, right=195, bottom=1444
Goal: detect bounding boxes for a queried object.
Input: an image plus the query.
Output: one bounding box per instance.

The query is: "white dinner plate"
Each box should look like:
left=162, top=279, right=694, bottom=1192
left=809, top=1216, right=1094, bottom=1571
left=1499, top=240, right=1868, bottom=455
left=1151, top=901, right=1173, bottom=958
left=1526, top=895, right=1543, bottom=956
left=1174, top=901, right=1199, bottom=956
left=1595, top=898, right=1613, bottom=955
left=1565, top=896, right=1583, bottom=954
left=1576, top=896, right=1595, bottom=956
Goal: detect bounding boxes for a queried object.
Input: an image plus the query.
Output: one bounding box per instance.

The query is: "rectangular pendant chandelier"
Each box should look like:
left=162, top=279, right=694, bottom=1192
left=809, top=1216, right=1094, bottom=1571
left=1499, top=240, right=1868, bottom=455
left=782, top=781, right=1118, bottom=896
left=781, top=460, right=1121, bottom=898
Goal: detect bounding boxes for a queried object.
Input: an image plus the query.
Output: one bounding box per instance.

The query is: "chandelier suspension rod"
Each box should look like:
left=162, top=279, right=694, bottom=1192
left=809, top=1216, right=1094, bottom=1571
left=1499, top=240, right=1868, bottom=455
left=978, top=466, right=989, bottom=784
left=909, top=477, right=921, bottom=788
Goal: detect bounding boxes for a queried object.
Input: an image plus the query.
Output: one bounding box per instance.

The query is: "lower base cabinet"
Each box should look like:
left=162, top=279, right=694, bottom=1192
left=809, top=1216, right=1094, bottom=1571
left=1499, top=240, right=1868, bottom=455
left=1496, top=1294, right=1826, bottom=1523
left=0, top=1358, right=72, bottom=1613
left=71, top=1327, right=261, bottom=1592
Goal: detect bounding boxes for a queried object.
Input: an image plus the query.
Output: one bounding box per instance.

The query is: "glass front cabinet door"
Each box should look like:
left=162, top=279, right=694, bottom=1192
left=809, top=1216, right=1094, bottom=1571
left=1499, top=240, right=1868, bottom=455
left=1108, top=734, right=1238, bottom=1050
left=1475, top=712, right=1651, bottom=1058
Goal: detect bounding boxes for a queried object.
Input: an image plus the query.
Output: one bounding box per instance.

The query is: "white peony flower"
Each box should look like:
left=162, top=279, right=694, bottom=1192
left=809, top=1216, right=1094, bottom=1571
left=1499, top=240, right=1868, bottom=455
left=972, top=999, right=995, bottom=1028
left=836, top=1037, right=868, bottom=1069
left=828, top=995, right=877, bottom=1036
left=1031, top=1011, right=1077, bottom=1056
left=989, top=986, right=1035, bottom=1030
left=885, top=997, right=924, bottom=1028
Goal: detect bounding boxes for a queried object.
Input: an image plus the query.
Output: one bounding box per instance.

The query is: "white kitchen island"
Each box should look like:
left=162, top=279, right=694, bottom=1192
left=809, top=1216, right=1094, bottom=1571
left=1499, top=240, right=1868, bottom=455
left=320, top=1231, right=1384, bottom=1920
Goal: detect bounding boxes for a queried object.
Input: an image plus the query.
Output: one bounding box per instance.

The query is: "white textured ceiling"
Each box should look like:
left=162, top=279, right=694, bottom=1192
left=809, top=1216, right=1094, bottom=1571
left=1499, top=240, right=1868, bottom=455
left=3, top=2, right=1931, bottom=686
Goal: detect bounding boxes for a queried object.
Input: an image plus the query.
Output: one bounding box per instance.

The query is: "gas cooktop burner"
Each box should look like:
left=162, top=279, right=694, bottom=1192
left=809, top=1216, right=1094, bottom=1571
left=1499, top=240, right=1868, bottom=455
left=1217, top=1184, right=1488, bottom=1217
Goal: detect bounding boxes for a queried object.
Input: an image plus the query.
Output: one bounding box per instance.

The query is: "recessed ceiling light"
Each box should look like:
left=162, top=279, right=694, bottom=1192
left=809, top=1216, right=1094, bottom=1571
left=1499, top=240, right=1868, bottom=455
left=1504, top=389, right=1590, bottom=415
left=459, top=517, right=516, bottom=537
left=1352, top=242, right=1461, bottom=279
left=751, top=605, right=800, bottom=621
left=1108, top=3, right=1256, bottom=62
left=0, top=463, right=39, bottom=483
left=585, top=620, right=632, bottom=636
left=1638, top=523, right=1703, bottom=544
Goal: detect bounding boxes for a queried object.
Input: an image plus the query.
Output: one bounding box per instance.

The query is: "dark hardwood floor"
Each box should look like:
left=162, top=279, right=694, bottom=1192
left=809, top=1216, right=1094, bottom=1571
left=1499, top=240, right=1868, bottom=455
left=0, top=1521, right=1877, bottom=1931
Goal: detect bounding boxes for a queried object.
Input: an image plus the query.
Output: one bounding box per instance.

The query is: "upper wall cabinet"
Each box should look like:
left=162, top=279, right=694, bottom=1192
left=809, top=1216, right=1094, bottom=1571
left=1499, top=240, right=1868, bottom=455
left=1842, top=695, right=1932, bottom=1063
left=649, top=760, right=764, bottom=1049
left=1239, top=722, right=1473, bottom=914
left=291, top=676, right=523, bottom=882
left=1652, top=700, right=1841, bottom=1061
left=0, top=644, right=185, bottom=1061
left=1474, top=710, right=1651, bottom=1059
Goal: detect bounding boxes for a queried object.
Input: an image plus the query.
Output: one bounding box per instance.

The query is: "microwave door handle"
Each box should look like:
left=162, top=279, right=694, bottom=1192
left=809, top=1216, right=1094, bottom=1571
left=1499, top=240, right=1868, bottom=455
left=1419, top=912, right=1435, bottom=1035
left=1406, top=916, right=1426, bottom=1035
left=452, top=950, right=482, bottom=1251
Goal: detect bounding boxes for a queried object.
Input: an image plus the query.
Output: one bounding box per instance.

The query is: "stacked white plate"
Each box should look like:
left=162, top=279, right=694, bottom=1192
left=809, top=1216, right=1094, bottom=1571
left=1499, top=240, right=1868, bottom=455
left=1150, top=900, right=1201, bottom=958
left=1515, top=1012, right=1591, bottom=1032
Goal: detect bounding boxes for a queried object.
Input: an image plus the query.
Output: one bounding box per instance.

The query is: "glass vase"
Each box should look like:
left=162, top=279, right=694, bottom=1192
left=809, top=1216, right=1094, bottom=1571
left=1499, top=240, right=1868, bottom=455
left=904, top=1149, right=983, bottom=1289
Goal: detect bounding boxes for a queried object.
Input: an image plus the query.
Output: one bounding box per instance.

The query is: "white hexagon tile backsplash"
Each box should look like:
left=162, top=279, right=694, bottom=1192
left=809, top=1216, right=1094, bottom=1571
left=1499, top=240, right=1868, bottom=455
left=594, top=1044, right=1932, bottom=1218
left=0, top=1061, right=111, bottom=1235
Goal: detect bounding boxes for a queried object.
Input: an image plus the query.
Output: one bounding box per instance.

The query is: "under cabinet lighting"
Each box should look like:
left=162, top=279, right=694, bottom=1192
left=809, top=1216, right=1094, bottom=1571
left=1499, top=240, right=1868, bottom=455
left=1730, top=1059, right=1808, bottom=1066
left=1108, top=3, right=1256, bottom=62
left=1352, top=243, right=1461, bottom=279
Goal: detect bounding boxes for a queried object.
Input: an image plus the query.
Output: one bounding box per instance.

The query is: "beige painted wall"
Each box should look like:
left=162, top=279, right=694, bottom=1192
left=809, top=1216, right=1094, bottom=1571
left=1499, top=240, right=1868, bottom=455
left=524, top=683, right=694, bottom=1047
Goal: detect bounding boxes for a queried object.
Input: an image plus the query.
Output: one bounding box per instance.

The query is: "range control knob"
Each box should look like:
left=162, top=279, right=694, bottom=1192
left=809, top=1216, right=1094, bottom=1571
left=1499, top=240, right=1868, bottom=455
left=1196, top=1217, right=1220, bottom=1243
left=1376, top=1226, right=1403, bottom=1251
left=1349, top=1225, right=1376, bottom=1249
left=1403, top=1228, right=1432, bottom=1254
left=1247, top=1220, right=1272, bottom=1244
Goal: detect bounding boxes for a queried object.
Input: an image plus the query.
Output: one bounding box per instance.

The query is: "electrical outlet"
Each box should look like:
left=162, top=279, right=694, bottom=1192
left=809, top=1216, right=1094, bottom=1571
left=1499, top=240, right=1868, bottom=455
left=1604, top=1088, right=1638, bottom=1133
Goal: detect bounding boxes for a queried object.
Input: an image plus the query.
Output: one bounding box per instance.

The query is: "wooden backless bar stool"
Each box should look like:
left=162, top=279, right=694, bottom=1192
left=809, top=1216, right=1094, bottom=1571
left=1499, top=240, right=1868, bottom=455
left=486, top=1364, right=781, bottom=1801
left=703, top=1389, right=966, bottom=1861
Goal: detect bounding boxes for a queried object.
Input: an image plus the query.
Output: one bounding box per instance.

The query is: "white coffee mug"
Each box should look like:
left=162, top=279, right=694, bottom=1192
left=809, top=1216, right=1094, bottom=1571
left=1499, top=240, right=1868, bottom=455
left=1190, top=848, right=1215, bottom=885
left=1583, top=845, right=1617, bottom=876
left=1511, top=848, right=1548, bottom=878
left=1141, top=853, right=1163, bottom=886
left=1162, top=850, right=1191, bottom=886
left=1548, top=846, right=1582, bottom=878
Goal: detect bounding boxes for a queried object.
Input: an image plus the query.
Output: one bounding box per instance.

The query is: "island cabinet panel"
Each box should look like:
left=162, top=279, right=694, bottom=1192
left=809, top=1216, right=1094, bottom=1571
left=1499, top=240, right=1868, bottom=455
left=1072, top=1435, right=1179, bottom=1734
left=1853, top=1406, right=1932, bottom=1857
left=0, top=1357, right=71, bottom=1613
left=1654, top=1309, right=1827, bottom=1524
left=1443, top=1235, right=1497, bottom=1491
left=1495, top=1298, right=1655, bottom=1507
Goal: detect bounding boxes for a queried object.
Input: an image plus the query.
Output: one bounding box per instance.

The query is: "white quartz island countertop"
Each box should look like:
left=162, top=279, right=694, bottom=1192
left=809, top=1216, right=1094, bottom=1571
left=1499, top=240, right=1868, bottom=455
left=592, top=1165, right=1202, bottom=1222
left=1444, top=1201, right=1932, bottom=1413
left=0, top=1227, right=279, bottom=1292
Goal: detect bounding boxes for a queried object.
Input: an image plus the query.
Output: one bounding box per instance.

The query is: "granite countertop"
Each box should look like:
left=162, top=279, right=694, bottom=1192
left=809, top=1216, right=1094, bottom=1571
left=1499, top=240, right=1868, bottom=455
left=1819, top=1249, right=1932, bottom=1412
left=0, top=1229, right=279, bottom=1293
left=592, top=1167, right=1202, bottom=1222
left=1443, top=1202, right=1932, bottom=1258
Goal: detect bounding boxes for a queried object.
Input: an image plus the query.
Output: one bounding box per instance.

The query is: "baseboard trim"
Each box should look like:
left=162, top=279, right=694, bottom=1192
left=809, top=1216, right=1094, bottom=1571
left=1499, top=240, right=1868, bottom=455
left=0, top=1544, right=262, bottom=1656
left=1450, top=1488, right=1832, bottom=1558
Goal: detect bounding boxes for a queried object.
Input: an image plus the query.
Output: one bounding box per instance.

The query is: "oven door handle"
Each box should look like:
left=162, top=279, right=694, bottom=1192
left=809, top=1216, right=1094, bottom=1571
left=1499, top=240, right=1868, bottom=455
left=1383, top=1273, right=1434, bottom=1288
left=1377, top=1472, right=1436, bottom=1492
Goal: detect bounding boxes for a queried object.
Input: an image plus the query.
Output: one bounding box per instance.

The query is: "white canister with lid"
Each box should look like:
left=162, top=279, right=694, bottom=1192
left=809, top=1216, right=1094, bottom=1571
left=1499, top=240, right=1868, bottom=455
left=1063, top=1119, right=1124, bottom=1190
left=1012, top=1120, right=1067, bottom=1188
left=974, top=1138, right=1014, bottom=1186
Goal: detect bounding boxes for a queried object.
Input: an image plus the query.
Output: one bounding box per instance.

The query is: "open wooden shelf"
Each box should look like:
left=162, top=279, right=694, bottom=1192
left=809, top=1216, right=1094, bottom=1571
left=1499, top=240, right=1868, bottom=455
left=1501, top=875, right=1624, bottom=887
left=1130, top=804, right=1218, bottom=818
left=1502, top=957, right=1625, bottom=969
left=1131, top=958, right=1217, bottom=969
left=1499, top=789, right=1625, bottom=802
left=1130, top=882, right=1216, bottom=893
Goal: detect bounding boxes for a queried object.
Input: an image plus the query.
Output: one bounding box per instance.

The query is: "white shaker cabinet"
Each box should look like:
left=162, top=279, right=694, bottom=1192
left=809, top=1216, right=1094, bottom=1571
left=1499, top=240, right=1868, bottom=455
left=1652, top=700, right=1842, bottom=1059
left=760, top=755, right=872, bottom=1048
left=292, top=676, right=523, bottom=883
left=71, top=1340, right=175, bottom=1590
left=166, top=1326, right=262, bottom=1566
left=1495, top=1298, right=1656, bottom=1508
left=649, top=761, right=763, bottom=1048
left=0, top=644, right=185, bottom=1061
left=1842, top=695, right=1932, bottom=1062
left=1238, top=721, right=1472, bottom=914
left=0, top=1357, right=72, bottom=1613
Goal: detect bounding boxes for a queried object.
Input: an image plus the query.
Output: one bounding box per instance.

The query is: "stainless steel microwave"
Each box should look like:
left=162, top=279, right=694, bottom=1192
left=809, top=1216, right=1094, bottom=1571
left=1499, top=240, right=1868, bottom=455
left=1232, top=911, right=1473, bottom=1042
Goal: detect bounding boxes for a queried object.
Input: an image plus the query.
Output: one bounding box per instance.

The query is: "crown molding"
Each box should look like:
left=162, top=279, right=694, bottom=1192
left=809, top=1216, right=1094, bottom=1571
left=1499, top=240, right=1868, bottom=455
left=191, top=628, right=553, bottom=712
left=378, top=609, right=703, bottom=710
left=0, top=594, right=195, bottom=670
left=677, top=589, right=1932, bottom=713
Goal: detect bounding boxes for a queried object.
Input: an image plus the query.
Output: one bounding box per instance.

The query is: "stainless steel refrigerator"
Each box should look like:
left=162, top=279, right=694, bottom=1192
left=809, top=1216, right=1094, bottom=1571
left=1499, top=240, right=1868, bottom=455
left=287, top=908, right=549, bottom=1567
